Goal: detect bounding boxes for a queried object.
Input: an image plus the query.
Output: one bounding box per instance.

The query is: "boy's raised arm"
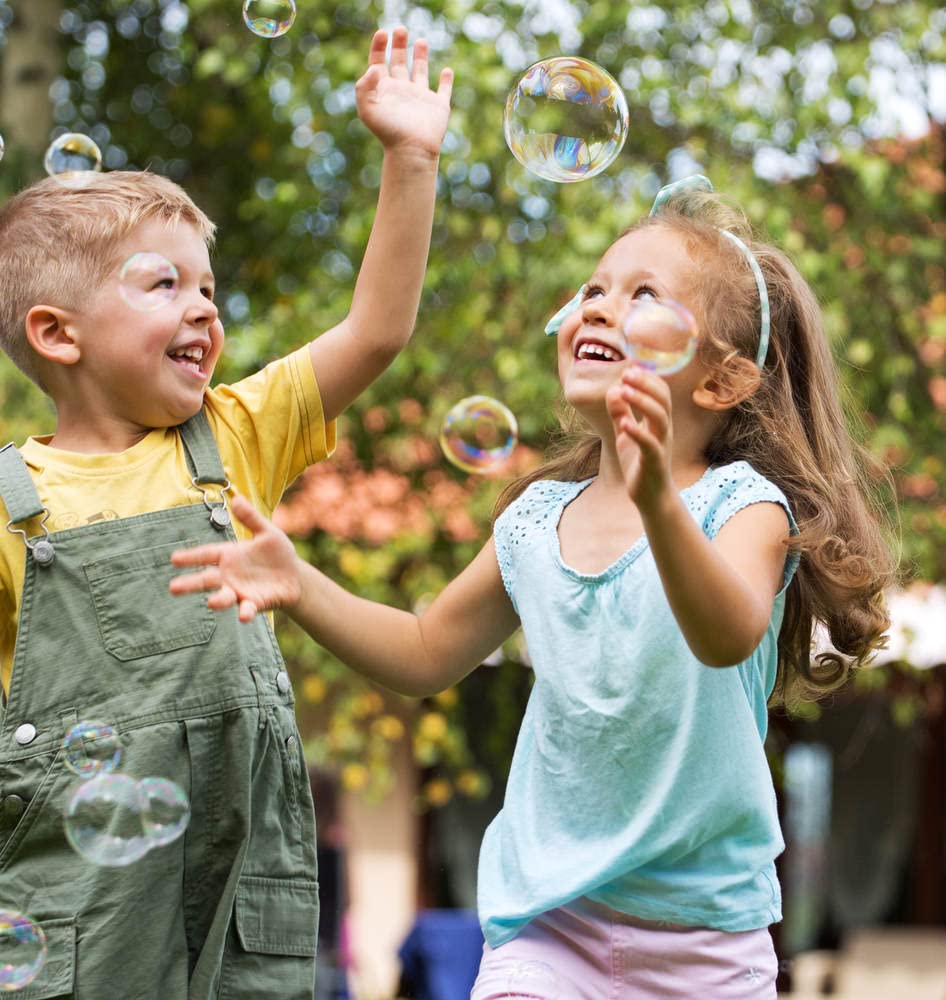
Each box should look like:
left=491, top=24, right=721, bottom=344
left=309, top=27, right=453, bottom=424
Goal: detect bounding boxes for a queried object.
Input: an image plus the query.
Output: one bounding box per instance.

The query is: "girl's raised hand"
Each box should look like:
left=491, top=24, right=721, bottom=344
left=606, top=366, right=675, bottom=511
left=169, top=494, right=302, bottom=623
left=355, top=27, right=453, bottom=159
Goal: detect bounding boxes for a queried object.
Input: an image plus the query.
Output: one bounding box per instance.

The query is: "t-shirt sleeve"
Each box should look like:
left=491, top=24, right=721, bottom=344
left=202, top=345, right=336, bottom=516
left=492, top=501, right=520, bottom=613
left=704, top=462, right=801, bottom=594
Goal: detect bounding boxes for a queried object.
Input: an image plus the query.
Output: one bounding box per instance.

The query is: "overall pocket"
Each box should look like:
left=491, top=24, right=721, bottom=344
left=219, top=875, right=319, bottom=1000
left=0, top=750, right=63, bottom=870
left=84, top=539, right=216, bottom=661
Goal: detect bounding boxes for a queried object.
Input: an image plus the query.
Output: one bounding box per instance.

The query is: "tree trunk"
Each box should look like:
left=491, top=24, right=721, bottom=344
left=0, top=0, right=62, bottom=156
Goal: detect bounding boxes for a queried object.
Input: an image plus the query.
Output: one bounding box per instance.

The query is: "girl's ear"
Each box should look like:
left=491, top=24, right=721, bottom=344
left=25, top=305, right=81, bottom=367
left=692, top=357, right=760, bottom=411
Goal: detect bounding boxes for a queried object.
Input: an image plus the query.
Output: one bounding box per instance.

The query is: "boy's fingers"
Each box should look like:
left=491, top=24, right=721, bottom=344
left=411, top=38, right=429, bottom=87
left=367, top=29, right=387, bottom=65
left=169, top=566, right=219, bottom=594
left=436, top=67, right=453, bottom=103
left=388, top=25, right=409, bottom=77
left=207, top=585, right=237, bottom=611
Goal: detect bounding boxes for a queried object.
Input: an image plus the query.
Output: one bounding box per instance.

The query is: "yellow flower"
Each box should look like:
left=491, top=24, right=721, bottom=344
left=424, top=778, right=453, bottom=807
left=371, top=715, right=405, bottom=741
left=433, top=687, right=459, bottom=709
left=417, top=711, right=448, bottom=742
left=301, top=675, right=326, bottom=704
left=341, top=763, right=369, bottom=792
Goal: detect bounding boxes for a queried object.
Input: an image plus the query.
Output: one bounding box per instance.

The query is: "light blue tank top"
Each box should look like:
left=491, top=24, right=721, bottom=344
left=477, top=461, right=800, bottom=948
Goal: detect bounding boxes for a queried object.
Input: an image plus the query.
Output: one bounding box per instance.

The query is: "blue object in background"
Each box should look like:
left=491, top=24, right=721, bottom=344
left=397, top=909, right=484, bottom=1000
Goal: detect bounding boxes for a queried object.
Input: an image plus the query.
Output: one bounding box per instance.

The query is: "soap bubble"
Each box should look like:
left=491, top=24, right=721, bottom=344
left=0, top=134, right=5, bottom=164
left=43, top=133, right=103, bottom=188
left=439, top=396, right=518, bottom=475
left=504, top=57, right=628, bottom=183
left=620, top=299, right=699, bottom=375
left=62, top=720, right=122, bottom=779
left=505, top=959, right=562, bottom=998
left=0, top=911, right=46, bottom=992
left=242, top=0, right=296, bottom=38
left=119, top=253, right=180, bottom=312
left=139, top=777, right=190, bottom=847
left=64, top=773, right=150, bottom=867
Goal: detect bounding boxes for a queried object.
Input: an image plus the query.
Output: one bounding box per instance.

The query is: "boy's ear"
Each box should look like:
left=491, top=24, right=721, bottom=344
left=692, top=357, right=760, bottom=411
left=25, top=306, right=81, bottom=367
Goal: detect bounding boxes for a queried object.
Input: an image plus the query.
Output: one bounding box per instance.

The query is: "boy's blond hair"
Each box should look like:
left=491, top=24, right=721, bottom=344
left=0, top=171, right=216, bottom=390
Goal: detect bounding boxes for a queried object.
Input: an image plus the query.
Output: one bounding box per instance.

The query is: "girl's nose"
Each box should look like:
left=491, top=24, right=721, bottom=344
left=582, top=294, right=617, bottom=326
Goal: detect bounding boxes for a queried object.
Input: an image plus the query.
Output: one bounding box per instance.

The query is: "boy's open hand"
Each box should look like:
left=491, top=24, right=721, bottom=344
left=607, top=366, right=675, bottom=512
left=355, top=27, right=453, bottom=158
left=169, top=494, right=302, bottom=623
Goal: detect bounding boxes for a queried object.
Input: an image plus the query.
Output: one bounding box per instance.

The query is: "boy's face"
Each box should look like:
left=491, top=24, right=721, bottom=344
left=73, top=218, right=224, bottom=431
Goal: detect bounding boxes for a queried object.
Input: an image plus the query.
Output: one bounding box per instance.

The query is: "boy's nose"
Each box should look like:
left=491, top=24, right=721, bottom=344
left=185, top=295, right=219, bottom=325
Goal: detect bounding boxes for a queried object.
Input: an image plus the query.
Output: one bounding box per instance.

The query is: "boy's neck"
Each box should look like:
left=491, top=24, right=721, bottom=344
left=44, top=422, right=154, bottom=455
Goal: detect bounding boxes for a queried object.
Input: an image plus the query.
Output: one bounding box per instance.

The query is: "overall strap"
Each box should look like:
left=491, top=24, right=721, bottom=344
left=178, top=407, right=228, bottom=485
left=178, top=407, right=233, bottom=531
left=0, top=443, right=45, bottom=525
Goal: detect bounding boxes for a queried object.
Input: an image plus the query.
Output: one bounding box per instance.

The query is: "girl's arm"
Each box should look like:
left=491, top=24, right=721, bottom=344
left=170, top=494, right=520, bottom=696
left=608, top=367, right=789, bottom=667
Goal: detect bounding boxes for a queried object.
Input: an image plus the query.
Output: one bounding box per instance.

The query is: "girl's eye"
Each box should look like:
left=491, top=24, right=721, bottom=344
left=635, top=286, right=657, bottom=301
left=582, top=284, right=604, bottom=300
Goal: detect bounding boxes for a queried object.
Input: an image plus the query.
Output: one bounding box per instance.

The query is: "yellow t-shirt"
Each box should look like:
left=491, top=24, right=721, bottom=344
left=0, top=345, right=335, bottom=691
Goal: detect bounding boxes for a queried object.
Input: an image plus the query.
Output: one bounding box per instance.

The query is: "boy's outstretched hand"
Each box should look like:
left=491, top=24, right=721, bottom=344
left=355, top=26, right=453, bottom=159
left=169, top=494, right=302, bottom=623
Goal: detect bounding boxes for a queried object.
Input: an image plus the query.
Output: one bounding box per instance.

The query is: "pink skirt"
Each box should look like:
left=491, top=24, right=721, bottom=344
left=471, top=897, right=777, bottom=1000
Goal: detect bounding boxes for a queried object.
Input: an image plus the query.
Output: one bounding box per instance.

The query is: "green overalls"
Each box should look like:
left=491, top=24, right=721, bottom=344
left=0, top=410, right=319, bottom=999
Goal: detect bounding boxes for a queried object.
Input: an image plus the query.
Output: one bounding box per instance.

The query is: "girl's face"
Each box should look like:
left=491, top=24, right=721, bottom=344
left=556, top=225, right=704, bottom=419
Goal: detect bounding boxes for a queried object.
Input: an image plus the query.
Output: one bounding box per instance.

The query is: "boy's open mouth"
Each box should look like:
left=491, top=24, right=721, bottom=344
left=167, top=344, right=206, bottom=375
left=575, top=339, right=624, bottom=362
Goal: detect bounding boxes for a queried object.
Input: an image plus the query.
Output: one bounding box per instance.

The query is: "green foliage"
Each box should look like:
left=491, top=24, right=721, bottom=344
left=1, top=0, right=943, bottom=793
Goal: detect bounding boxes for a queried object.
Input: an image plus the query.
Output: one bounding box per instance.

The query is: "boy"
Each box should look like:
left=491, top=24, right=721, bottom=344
left=0, top=28, right=451, bottom=998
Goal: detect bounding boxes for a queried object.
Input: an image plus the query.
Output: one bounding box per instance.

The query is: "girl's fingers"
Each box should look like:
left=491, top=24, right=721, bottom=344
left=238, top=598, right=259, bottom=623
left=229, top=493, right=271, bottom=534
left=620, top=417, right=662, bottom=459
left=411, top=38, right=429, bottom=87
left=620, top=386, right=669, bottom=439
left=355, top=64, right=384, bottom=99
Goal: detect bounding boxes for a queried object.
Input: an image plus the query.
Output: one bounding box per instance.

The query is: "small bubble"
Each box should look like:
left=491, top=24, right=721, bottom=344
left=62, top=720, right=122, bottom=779
left=119, top=253, right=180, bottom=312
left=0, top=910, right=46, bottom=991
left=242, top=0, right=296, bottom=38
left=620, top=298, right=698, bottom=375
left=43, top=132, right=103, bottom=188
left=139, top=777, right=190, bottom=847
left=439, top=396, right=518, bottom=475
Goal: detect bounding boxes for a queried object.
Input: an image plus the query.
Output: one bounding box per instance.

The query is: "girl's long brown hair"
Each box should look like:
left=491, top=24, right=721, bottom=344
left=495, top=190, right=897, bottom=709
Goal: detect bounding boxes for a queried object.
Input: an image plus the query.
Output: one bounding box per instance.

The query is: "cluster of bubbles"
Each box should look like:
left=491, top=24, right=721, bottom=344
left=61, top=720, right=191, bottom=867
left=0, top=911, right=47, bottom=992
left=620, top=299, right=699, bottom=375
left=503, top=57, right=629, bottom=184
left=439, top=395, right=518, bottom=475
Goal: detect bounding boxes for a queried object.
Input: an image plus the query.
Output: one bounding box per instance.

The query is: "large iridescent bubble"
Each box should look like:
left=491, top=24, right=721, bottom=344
left=64, top=773, right=151, bottom=867
left=242, top=0, right=296, bottom=38
left=504, top=57, right=628, bottom=183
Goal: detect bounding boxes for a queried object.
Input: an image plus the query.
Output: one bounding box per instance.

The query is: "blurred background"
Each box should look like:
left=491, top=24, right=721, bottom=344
left=1, top=0, right=944, bottom=997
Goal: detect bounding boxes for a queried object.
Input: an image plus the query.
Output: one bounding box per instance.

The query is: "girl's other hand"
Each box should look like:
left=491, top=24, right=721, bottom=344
left=355, top=27, right=453, bottom=159
left=169, top=494, right=302, bottom=623
left=606, top=365, right=675, bottom=511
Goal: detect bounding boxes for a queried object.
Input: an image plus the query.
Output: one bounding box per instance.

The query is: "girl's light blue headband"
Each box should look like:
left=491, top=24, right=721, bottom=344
left=544, top=174, right=771, bottom=369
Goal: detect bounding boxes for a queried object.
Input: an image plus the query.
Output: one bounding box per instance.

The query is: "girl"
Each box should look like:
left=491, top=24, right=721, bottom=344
left=170, top=176, right=894, bottom=998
